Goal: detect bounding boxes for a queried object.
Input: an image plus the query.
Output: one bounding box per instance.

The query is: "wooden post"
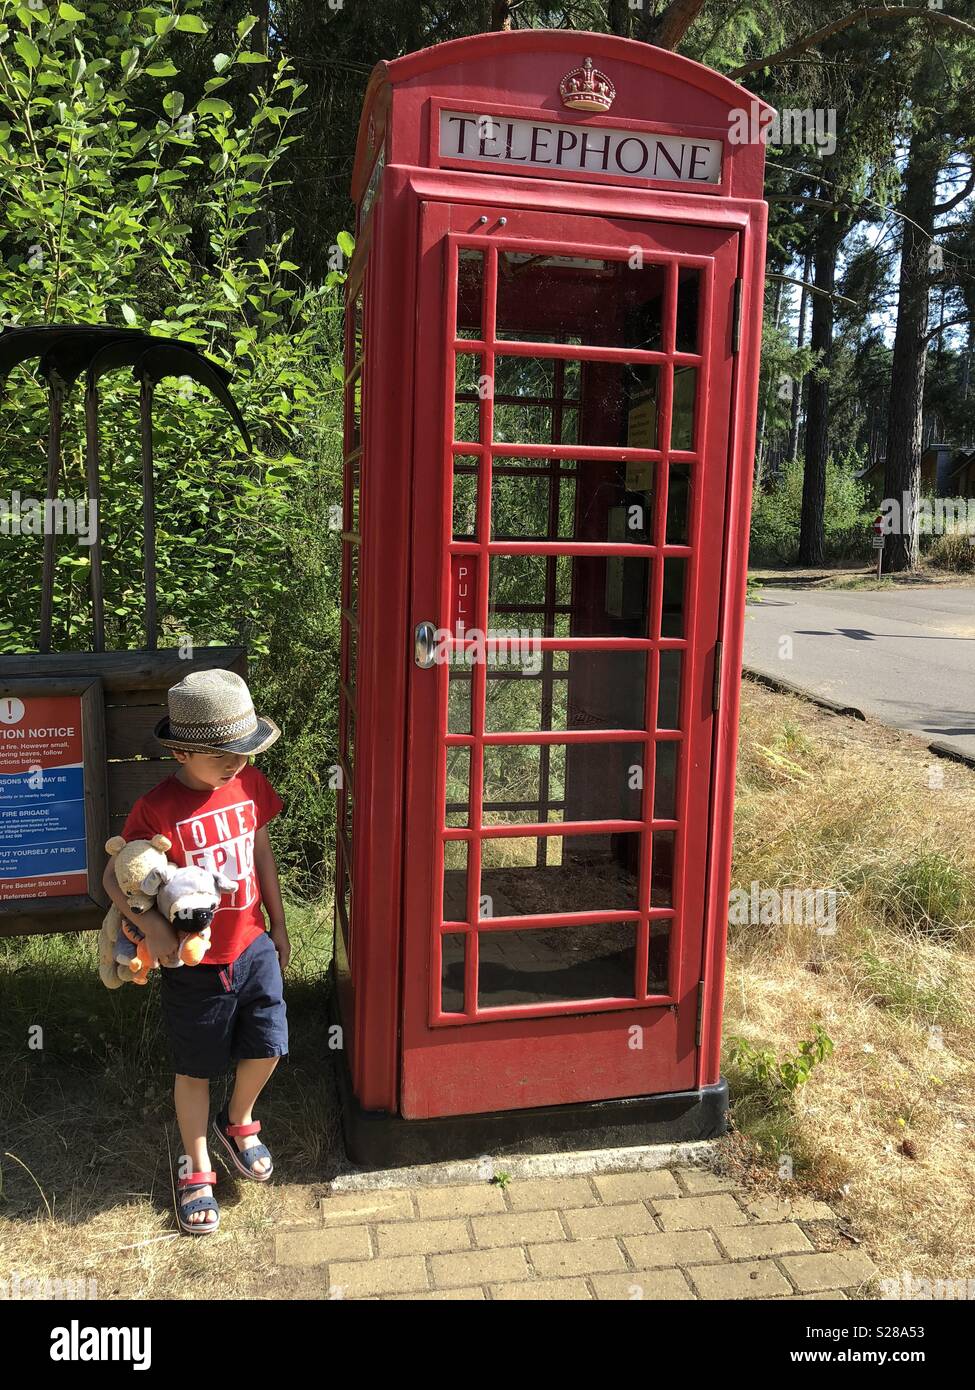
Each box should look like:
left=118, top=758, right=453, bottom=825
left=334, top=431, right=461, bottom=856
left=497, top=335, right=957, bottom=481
left=139, top=374, right=158, bottom=650
left=84, top=379, right=106, bottom=652
left=39, top=376, right=63, bottom=652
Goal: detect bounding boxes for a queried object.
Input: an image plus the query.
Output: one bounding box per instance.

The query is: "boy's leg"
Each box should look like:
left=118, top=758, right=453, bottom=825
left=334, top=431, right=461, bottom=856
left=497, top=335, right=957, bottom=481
left=174, top=1073, right=216, bottom=1226
left=227, top=1057, right=280, bottom=1174
left=225, top=932, right=289, bottom=1175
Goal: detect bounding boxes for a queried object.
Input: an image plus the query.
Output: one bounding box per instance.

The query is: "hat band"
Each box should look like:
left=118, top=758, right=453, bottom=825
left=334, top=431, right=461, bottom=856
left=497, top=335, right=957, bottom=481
left=168, top=711, right=258, bottom=742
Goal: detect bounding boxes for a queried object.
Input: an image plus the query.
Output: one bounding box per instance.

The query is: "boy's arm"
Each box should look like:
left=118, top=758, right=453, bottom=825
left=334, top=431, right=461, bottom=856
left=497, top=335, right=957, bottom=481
left=254, top=826, right=289, bottom=967
left=101, top=858, right=179, bottom=964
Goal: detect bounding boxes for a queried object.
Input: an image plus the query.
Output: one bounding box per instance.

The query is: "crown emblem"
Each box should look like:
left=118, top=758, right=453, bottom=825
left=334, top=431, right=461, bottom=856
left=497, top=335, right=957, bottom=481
left=559, top=57, right=616, bottom=113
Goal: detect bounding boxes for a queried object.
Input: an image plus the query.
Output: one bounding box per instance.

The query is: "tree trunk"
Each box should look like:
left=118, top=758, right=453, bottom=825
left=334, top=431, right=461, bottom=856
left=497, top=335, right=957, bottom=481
left=788, top=249, right=812, bottom=463
left=491, top=0, right=513, bottom=30
left=755, top=275, right=783, bottom=486
left=646, top=0, right=708, bottom=49
left=607, top=0, right=630, bottom=38
left=797, top=232, right=839, bottom=565
left=883, top=131, right=940, bottom=572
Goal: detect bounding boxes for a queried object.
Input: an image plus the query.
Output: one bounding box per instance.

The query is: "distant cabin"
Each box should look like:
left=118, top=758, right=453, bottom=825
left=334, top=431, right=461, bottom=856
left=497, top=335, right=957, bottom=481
left=857, top=444, right=975, bottom=501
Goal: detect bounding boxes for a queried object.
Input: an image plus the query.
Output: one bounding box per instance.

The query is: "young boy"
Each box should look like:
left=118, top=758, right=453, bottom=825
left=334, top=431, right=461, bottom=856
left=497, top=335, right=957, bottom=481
left=102, top=668, right=289, bottom=1235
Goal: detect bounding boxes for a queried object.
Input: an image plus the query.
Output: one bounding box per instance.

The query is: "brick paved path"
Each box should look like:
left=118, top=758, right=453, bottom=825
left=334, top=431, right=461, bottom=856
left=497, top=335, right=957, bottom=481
left=273, top=1165, right=877, bottom=1300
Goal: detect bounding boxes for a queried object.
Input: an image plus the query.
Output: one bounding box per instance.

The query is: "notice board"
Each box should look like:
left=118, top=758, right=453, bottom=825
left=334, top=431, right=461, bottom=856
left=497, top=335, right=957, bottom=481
left=0, top=676, right=108, bottom=925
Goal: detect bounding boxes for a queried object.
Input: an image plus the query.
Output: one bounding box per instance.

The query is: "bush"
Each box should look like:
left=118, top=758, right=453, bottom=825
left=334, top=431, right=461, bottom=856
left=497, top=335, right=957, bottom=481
left=726, top=1024, right=834, bottom=1123
left=924, top=528, right=975, bottom=573
left=0, top=8, right=346, bottom=897
left=884, top=852, right=974, bottom=941
left=750, top=452, right=873, bottom=564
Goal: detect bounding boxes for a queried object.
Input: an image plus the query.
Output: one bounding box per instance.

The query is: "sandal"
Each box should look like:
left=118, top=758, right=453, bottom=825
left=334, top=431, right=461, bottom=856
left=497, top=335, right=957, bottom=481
left=213, top=1107, right=274, bottom=1182
left=176, top=1170, right=219, bottom=1235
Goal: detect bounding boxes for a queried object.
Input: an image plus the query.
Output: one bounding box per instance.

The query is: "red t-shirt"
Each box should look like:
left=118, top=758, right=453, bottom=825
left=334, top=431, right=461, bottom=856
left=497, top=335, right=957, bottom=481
left=121, top=763, right=283, bottom=964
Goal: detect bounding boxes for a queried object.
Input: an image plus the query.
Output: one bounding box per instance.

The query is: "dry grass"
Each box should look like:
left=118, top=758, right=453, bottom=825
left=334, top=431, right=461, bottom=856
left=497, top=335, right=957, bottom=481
left=0, top=897, right=341, bottom=1298
left=750, top=564, right=975, bottom=591
left=724, top=680, right=975, bottom=1285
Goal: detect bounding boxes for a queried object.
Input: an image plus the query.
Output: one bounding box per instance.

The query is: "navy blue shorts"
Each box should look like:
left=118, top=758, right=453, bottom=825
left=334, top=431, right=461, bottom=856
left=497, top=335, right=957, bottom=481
left=159, top=930, right=289, bottom=1079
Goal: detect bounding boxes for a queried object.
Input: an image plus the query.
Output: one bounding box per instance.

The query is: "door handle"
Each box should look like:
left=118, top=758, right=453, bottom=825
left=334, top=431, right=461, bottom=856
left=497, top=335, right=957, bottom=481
left=414, top=621, right=438, bottom=668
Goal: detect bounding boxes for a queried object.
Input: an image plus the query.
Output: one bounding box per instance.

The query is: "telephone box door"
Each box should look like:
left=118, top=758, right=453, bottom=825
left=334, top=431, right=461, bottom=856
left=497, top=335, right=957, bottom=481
left=402, top=200, right=740, bottom=1119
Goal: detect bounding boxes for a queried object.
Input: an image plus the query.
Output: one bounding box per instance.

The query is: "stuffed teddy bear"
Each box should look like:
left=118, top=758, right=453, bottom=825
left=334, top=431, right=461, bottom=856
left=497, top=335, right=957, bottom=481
left=97, top=835, right=173, bottom=990
left=154, top=862, right=237, bottom=966
left=98, top=843, right=236, bottom=988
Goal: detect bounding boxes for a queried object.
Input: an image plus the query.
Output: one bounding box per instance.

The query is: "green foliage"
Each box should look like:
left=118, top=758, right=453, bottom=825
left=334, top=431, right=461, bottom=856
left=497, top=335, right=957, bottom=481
left=883, top=852, right=974, bottom=942
left=751, top=449, right=873, bottom=564
left=757, top=302, right=817, bottom=453
left=727, top=1024, right=834, bottom=1121
left=856, top=949, right=963, bottom=1027
left=0, top=4, right=346, bottom=893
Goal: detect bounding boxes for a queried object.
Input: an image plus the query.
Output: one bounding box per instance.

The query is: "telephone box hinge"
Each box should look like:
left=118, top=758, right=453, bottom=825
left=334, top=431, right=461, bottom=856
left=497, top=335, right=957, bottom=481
left=712, top=640, right=723, bottom=713
left=695, top=981, right=706, bottom=1047
left=732, top=277, right=743, bottom=354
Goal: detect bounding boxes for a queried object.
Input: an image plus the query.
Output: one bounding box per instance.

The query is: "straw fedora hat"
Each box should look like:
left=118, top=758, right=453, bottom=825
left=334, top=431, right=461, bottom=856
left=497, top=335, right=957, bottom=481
left=154, top=669, right=281, bottom=755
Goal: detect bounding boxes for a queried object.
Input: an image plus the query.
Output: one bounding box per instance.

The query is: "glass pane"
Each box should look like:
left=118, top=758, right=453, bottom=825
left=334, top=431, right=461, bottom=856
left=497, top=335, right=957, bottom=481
left=349, top=291, right=364, bottom=366
left=671, top=366, right=697, bottom=450
left=483, top=743, right=563, bottom=826
left=350, top=377, right=362, bottom=449
left=477, top=922, right=636, bottom=1007
left=625, top=363, right=659, bottom=450
left=341, top=878, right=351, bottom=946
left=604, top=552, right=651, bottom=628
left=496, top=253, right=665, bottom=351
left=448, top=664, right=472, bottom=734
left=651, top=831, right=676, bottom=906
left=490, top=458, right=652, bottom=545
left=491, top=463, right=575, bottom=541
left=346, top=542, right=359, bottom=617
left=454, top=354, right=483, bottom=442
left=654, top=741, right=678, bottom=820
left=341, top=783, right=353, bottom=844
left=657, top=651, right=681, bottom=729
left=457, top=249, right=483, bottom=340
left=480, top=832, right=640, bottom=917
left=343, top=615, right=358, bottom=696
left=485, top=651, right=647, bottom=733
left=441, top=932, right=466, bottom=1012
left=648, top=918, right=671, bottom=994
left=446, top=747, right=470, bottom=827
left=675, top=268, right=701, bottom=354
left=666, top=464, right=691, bottom=544
left=487, top=355, right=666, bottom=454
left=489, top=553, right=569, bottom=637
left=662, top=558, right=686, bottom=637
left=482, top=742, right=643, bottom=825
left=453, top=457, right=478, bottom=539
left=443, top=840, right=469, bottom=921
left=492, top=356, right=579, bottom=445
left=490, top=553, right=649, bottom=638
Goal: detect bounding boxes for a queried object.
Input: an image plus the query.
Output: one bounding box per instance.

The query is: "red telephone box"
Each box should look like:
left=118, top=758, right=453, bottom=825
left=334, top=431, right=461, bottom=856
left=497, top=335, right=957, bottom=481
left=334, top=31, right=769, bottom=1165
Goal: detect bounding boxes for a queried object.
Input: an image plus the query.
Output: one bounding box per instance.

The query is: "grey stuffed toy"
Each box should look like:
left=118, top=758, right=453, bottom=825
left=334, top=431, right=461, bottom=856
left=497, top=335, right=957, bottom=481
left=153, top=863, right=237, bottom=966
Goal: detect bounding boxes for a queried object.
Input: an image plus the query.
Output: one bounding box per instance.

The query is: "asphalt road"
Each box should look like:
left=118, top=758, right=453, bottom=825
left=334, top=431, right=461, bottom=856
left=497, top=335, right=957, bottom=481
left=742, top=586, right=975, bottom=761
